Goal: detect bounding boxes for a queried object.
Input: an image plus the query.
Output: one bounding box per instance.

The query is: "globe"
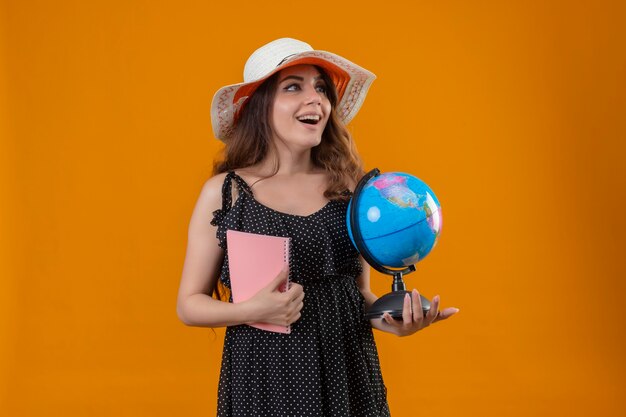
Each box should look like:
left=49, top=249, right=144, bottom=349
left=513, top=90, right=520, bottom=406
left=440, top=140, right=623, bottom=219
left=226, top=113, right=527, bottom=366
left=347, top=172, right=442, bottom=269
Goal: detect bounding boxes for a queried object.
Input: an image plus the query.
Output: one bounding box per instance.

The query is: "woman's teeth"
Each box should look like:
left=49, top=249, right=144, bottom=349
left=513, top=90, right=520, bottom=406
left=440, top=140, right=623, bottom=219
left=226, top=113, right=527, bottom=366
left=297, top=115, right=320, bottom=124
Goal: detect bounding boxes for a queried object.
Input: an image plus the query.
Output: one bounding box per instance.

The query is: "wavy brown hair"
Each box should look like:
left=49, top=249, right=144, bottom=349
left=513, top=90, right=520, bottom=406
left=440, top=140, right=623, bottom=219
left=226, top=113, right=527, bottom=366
left=213, top=65, right=364, bottom=201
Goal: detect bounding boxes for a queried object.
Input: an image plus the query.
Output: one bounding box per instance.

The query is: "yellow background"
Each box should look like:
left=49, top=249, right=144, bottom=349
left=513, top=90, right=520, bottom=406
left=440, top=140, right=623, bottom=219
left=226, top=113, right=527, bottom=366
left=2, top=0, right=625, bottom=416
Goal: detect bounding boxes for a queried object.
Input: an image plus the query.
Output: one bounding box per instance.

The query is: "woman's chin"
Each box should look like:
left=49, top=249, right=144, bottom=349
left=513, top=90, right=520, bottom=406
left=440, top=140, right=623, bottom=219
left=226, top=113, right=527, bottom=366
left=274, top=134, right=323, bottom=151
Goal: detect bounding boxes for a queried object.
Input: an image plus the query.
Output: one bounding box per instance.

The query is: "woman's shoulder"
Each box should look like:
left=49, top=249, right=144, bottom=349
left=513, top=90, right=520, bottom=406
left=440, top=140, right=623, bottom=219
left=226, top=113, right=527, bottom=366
left=197, top=172, right=230, bottom=211
left=203, top=171, right=229, bottom=192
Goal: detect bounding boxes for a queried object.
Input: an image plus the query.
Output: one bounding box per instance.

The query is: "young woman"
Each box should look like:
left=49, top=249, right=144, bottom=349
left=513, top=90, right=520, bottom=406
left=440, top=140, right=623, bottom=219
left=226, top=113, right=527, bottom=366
left=177, top=38, right=458, bottom=417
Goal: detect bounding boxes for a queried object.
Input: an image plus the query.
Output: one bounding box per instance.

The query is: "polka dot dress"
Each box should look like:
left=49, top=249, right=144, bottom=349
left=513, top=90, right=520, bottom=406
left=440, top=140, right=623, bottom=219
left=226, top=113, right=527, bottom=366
left=211, top=172, right=390, bottom=417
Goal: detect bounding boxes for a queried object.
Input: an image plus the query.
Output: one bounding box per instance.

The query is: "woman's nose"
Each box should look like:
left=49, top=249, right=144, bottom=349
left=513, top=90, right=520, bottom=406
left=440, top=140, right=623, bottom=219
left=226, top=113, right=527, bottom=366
left=304, top=85, right=322, bottom=105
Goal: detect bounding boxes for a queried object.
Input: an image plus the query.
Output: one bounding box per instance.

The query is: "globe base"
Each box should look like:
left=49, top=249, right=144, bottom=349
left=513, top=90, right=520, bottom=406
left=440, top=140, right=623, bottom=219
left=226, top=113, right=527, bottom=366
left=364, top=290, right=431, bottom=320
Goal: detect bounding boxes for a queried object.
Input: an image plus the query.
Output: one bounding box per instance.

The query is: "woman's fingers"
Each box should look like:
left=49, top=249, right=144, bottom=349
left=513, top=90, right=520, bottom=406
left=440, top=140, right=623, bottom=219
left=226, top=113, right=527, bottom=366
left=411, top=289, right=423, bottom=323
left=433, top=307, right=460, bottom=322
left=425, top=295, right=440, bottom=326
left=374, top=293, right=458, bottom=336
left=383, top=312, right=396, bottom=327
left=291, top=311, right=301, bottom=323
left=291, top=288, right=305, bottom=304
left=288, top=282, right=303, bottom=295
left=286, top=283, right=304, bottom=305
left=402, top=293, right=413, bottom=325
left=287, top=304, right=302, bottom=324
left=287, top=288, right=304, bottom=320
left=293, top=300, right=304, bottom=316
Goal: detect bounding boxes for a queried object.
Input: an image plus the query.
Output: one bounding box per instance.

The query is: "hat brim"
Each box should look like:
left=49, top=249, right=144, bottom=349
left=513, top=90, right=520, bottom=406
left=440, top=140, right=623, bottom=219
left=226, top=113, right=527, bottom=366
left=211, top=50, right=375, bottom=141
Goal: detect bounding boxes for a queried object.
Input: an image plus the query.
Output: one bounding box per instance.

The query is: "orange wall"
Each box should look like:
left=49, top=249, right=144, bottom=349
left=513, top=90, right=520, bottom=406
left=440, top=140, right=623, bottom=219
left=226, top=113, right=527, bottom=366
left=2, top=1, right=625, bottom=416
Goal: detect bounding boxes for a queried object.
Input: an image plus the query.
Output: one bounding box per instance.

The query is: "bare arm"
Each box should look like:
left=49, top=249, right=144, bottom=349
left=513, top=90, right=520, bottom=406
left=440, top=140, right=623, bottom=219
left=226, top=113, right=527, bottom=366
left=176, top=173, right=304, bottom=328
left=354, top=255, right=391, bottom=334
left=355, top=255, right=378, bottom=310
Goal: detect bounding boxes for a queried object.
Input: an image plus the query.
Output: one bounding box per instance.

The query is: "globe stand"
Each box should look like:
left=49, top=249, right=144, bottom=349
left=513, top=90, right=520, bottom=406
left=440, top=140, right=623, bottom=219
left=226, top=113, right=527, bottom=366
left=350, top=168, right=431, bottom=320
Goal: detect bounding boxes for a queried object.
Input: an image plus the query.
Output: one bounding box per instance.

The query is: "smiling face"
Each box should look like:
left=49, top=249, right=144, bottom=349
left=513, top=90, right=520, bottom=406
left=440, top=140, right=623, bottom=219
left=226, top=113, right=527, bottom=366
left=269, top=64, right=332, bottom=151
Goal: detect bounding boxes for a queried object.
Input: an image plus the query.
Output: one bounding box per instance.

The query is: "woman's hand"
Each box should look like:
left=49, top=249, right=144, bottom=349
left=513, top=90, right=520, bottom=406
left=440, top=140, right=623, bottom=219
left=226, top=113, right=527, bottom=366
left=243, top=267, right=305, bottom=327
left=372, top=289, right=459, bottom=337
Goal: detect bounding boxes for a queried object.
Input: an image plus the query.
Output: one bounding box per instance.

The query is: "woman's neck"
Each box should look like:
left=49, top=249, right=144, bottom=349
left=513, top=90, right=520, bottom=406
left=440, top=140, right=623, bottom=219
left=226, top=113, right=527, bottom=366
left=256, top=145, right=319, bottom=177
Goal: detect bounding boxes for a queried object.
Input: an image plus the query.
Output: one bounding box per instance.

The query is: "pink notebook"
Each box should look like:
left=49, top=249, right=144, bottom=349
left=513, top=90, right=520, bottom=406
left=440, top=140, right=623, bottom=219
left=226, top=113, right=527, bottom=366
left=226, top=230, right=291, bottom=334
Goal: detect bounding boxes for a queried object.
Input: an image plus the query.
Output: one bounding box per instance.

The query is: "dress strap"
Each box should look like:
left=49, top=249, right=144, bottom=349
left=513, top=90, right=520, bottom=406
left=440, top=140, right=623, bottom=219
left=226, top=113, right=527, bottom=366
left=229, top=171, right=253, bottom=195
left=210, top=171, right=251, bottom=227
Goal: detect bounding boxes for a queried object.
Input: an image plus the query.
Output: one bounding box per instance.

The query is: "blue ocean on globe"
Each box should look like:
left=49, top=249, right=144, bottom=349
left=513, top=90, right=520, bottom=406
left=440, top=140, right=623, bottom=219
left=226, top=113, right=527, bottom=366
left=347, top=172, right=442, bottom=268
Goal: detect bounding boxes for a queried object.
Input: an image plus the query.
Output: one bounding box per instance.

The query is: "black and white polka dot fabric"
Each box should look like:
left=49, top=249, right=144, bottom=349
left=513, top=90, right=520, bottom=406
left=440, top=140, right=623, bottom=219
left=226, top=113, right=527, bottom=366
left=211, top=171, right=390, bottom=417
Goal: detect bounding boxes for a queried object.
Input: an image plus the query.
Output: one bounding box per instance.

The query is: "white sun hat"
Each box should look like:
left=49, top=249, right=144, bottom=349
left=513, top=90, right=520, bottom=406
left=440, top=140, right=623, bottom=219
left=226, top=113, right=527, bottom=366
left=210, top=38, right=376, bottom=141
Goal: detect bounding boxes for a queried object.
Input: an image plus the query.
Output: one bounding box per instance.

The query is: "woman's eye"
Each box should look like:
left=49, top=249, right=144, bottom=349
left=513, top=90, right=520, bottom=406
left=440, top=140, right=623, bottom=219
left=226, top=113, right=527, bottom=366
left=283, top=83, right=327, bottom=94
